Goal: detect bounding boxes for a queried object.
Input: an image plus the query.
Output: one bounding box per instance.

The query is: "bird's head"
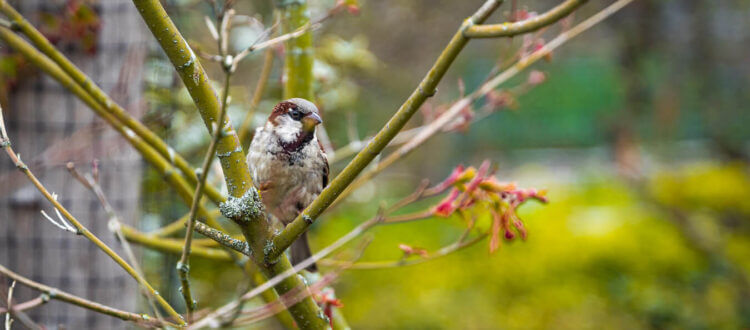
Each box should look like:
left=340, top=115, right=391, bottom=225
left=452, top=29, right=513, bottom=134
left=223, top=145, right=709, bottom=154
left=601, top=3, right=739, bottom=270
left=267, top=98, right=323, bottom=144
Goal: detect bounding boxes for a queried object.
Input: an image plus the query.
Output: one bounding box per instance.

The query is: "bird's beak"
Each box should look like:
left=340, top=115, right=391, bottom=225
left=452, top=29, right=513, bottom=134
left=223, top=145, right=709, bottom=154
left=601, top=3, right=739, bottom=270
left=302, top=112, right=322, bottom=132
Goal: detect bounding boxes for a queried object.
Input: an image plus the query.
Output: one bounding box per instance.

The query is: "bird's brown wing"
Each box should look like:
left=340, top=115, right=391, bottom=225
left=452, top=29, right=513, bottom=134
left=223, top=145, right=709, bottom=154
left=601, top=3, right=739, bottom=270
left=321, top=152, right=329, bottom=188
left=318, top=140, right=329, bottom=188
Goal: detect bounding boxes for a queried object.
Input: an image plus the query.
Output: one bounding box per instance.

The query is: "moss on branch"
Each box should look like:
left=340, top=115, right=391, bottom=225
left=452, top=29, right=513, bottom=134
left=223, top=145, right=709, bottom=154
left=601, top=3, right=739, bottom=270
left=267, top=0, right=506, bottom=261
left=219, top=188, right=265, bottom=224
left=132, top=0, right=328, bottom=328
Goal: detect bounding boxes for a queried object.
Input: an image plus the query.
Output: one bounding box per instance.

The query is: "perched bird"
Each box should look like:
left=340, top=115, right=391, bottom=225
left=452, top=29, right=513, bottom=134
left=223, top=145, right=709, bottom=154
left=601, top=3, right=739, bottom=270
left=247, top=98, right=328, bottom=271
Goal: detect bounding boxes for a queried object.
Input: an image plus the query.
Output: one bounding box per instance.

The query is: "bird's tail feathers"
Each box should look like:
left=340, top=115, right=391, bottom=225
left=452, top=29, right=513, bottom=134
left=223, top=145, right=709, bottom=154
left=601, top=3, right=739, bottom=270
left=290, top=231, right=317, bottom=272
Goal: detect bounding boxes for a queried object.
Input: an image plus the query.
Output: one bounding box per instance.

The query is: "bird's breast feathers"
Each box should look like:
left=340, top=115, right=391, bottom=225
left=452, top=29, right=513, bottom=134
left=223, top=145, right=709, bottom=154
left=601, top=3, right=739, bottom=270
left=247, top=126, right=327, bottom=221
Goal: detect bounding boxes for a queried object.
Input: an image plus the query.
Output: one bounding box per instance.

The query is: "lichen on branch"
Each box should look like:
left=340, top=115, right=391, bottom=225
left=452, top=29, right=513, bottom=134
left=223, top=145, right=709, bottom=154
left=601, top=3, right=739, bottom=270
left=219, top=188, right=265, bottom=224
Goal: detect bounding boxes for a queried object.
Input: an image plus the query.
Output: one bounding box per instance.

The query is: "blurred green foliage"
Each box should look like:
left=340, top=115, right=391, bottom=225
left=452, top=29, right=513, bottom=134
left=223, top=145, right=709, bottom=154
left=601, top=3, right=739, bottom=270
left=131, top=0, right=750, bottom=328
left=314, top=163, right=750, bottom=329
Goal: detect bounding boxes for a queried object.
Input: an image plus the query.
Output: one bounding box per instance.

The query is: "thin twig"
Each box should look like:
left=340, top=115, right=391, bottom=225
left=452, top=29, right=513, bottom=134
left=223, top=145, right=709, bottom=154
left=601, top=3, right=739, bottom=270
left=66, top=163, right=165, bottom=323
left=204, top=15, right=219, bottom=41
left=231, top=239, right=370, bottom=327
left=0, top=26, right=228, bottom=231
left=120, top=225, right=233, bottom=261
left=0, top=282, right=42, bottom=330
left=320, top=232, right=487, bottom=270
left=464, top=0, right=587, bottom=38
left=331, top=0, right=636, bottom=210
left=218, top=9, right=233, bottom=57
left=40, top=199, right=77, bottom=234
left=179, top=71, right=233, bottom=322
left=193, top=222, right=251, bottom=256
left=232, top=22, right=319, bottom=65
left=0, top=264, right=176, bottom=328
left=150, top=208, right=221, bottom=237
left=0, top=3, right=227, bottom=204
left=328, top=125, right=422, bottom=164
left=0, top=290, right=43, bottom=330
left=0, top=104, right=185, bottom=325
left=231, top=4, right=342, bottom=67
left=192, top=179, right=447, bottom=326
left=4, top=280, right=14, bottom=330
left=0, top=296, right=45, bottom=314
left=237, top=47, right=275, bottom=144
left=266, top=0, right=506, bottom=261
left=191, top=238, right=371, bottom=329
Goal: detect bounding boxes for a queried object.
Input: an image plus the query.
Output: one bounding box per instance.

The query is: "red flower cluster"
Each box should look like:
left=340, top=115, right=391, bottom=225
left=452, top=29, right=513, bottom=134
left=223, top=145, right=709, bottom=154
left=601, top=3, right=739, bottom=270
left=432, top=161, right=548, bottom=253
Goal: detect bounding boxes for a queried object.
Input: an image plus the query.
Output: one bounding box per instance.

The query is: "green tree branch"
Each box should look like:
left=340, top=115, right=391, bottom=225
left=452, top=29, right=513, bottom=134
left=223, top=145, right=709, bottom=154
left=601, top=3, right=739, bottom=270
left=266, top=0, right=506, bottom=262
left=0, top=105, right=185, bottom=325
left=464, top=0, right=588, bottom=38
left=0, top=1, right=226, bottom=206
left=277, top=0, right=315, bottom=100
left=0, top=264, right=177, bottom=328
left=131, top=0, right=327, bottom=327
left=0, top=28, right=225, bottom=231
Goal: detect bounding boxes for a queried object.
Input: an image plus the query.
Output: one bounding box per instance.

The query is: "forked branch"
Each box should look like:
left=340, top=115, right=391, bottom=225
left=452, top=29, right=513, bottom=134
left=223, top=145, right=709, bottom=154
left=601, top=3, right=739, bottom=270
left=131, top=0, right=327, bottom=327
left=0, top=105, right=183, bottom=325
left=0, top=264, right=176, bottom=328
left=266, top=0, right=507, bottom=263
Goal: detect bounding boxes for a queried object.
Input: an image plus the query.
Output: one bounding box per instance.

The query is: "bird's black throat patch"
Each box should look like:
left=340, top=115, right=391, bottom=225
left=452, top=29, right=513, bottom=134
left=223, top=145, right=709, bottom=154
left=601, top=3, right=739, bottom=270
left=281, top=130, right=314, bottom=152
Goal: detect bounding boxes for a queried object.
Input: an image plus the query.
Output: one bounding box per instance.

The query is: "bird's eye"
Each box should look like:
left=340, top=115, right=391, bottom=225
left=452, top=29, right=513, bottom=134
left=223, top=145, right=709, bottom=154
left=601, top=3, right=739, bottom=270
left=289, top=108, right=303, bottom=120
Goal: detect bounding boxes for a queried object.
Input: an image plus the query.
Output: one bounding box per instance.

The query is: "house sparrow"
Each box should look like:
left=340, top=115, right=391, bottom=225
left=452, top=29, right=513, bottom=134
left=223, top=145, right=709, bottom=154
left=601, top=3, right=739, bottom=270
left=247, top=98, right=328, bottom=271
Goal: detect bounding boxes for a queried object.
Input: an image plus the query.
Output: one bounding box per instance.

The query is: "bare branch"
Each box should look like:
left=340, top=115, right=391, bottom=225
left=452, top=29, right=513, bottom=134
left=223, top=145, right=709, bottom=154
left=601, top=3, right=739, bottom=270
left=0, top=103, right=184, bottom=325
left=0, top=296, right=45, bottom=314
left=464, top=0, right=587, bottom=38
left=193, top=222, right=251, bottom=256
left=231, top=1, right=343, bottom=68
left=120, top=225, right=233, bottom=261
left=132, top=0, right=328, bottom=326
left=331, top=0, right=636, bottom=210
left=320, top=233, right=487, bottom=270
left=232, top=21, right=320, bottom=66
left=237, top=48, right=275, bottom=143
left=4, top=280, right=14, bottom=330
left=66, top=162, right=165, bottom=323
left=179, top=72, right=234, bottom=321
left=204, top=15, right=219, bottom=40
left=40, top=209, right=77, bottom=233
left=191, top=238, right=371, bottom=329
left=267, top=0, right=506, bottom=266
left=0, top=264, right=176, bottom=328
left=0, top=3, right=226, bottom=205
left=0, top=26, right=228, bottom=231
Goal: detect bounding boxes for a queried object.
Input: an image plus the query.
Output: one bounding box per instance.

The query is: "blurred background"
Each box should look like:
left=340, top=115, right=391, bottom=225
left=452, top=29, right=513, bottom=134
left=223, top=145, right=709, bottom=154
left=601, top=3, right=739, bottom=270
left=1, top=0, right=749, bottom=328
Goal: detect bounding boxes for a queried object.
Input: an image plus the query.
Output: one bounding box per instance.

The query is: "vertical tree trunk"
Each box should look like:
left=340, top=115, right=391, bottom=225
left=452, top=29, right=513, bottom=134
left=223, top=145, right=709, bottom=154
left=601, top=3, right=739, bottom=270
left=611, top=0, right=657, bottom=175
left=0, top=1, right=148, bottom=328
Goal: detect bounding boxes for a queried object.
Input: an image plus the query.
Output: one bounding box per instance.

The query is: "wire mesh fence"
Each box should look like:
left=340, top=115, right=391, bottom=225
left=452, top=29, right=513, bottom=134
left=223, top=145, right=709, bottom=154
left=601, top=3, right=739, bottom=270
left=0, top=0, right=150, bottom=328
